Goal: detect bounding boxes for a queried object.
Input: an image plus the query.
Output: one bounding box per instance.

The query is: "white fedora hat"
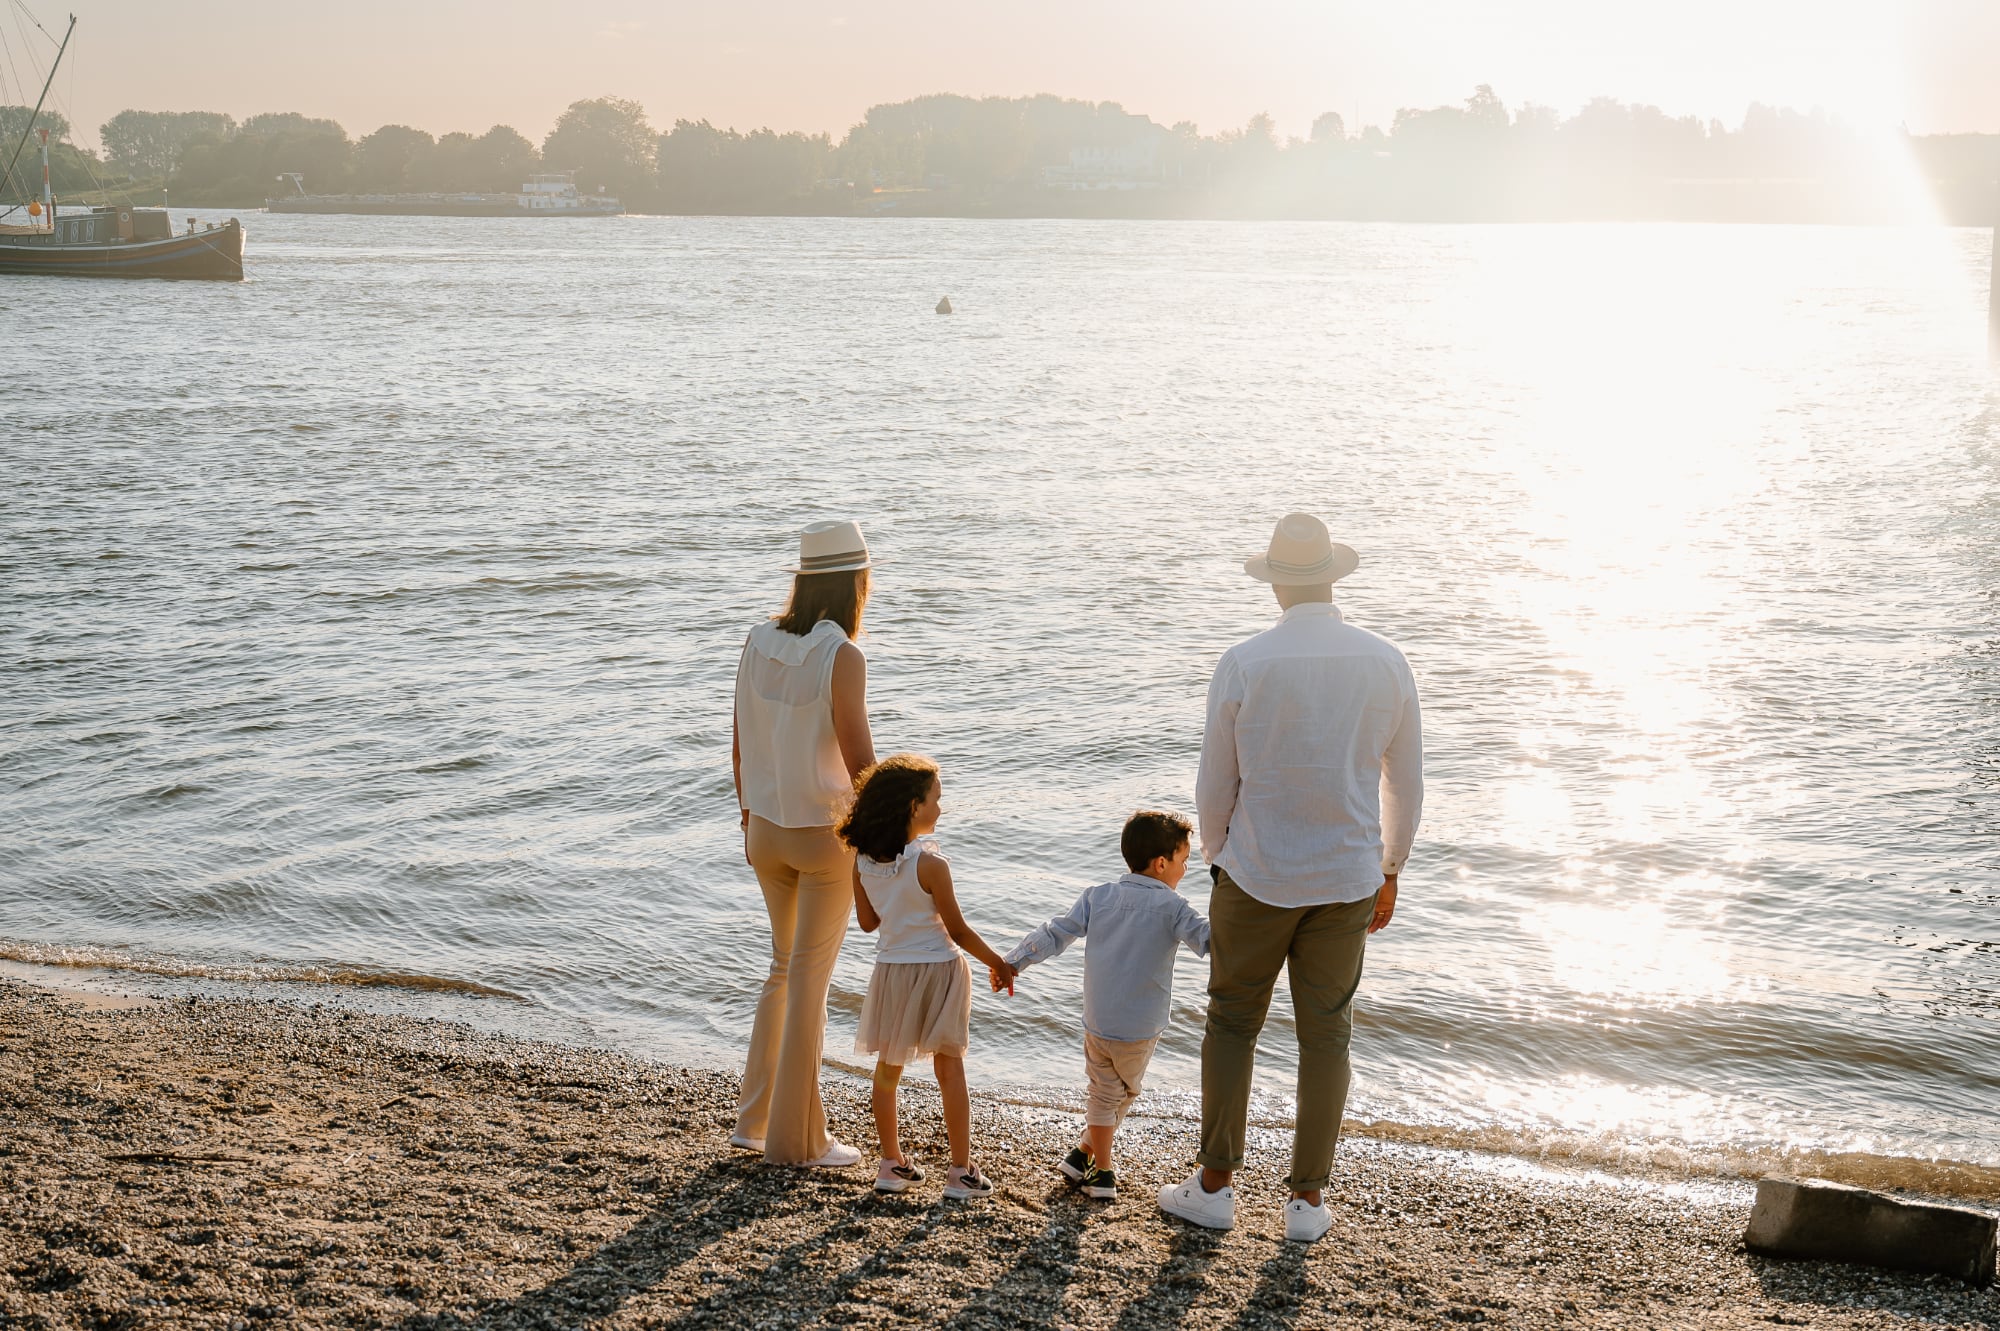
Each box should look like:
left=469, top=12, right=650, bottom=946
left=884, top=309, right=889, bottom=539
left=788, top=519, right=873, bottom=574
left=1244, top=512, right=1359, bottom=585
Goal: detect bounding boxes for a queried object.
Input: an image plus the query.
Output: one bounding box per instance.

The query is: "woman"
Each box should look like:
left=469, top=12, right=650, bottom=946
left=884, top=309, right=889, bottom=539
left=730, top=519, right=878, bottom=1166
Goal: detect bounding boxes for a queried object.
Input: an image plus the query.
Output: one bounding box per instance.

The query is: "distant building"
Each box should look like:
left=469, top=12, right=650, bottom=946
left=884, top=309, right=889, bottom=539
left=1043, top=141, right=1168, bottom=191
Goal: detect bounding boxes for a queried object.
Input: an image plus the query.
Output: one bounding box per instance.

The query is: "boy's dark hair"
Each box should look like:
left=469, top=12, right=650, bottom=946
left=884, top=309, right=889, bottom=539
left=1121, top=809, right=1193, bottom=874
left=838, top=753, right=940, bottom=864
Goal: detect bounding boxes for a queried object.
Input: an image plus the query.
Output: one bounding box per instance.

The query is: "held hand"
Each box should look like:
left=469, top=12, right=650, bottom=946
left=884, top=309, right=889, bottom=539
left=988, top=961, right=1016, bottom=996
left=1368, top=876, right=1398, bottom=934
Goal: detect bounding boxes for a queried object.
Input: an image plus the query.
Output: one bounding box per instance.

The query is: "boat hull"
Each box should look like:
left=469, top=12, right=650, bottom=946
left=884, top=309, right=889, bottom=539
left=0, top=220, right=245, bottom=279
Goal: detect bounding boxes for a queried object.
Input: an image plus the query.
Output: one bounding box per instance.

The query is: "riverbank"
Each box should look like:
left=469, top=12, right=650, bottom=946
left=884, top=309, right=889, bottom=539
left=2, top=974, right=1994, bottom=1330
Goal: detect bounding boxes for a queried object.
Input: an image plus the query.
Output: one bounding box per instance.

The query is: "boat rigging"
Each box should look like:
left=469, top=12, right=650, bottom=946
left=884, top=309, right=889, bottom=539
left=0, top=8, right=245, bottom=278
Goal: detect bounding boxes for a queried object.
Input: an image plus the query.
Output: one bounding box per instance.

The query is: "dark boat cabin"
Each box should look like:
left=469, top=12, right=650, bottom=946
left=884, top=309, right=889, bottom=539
left=43, top=206, right=175, bottom=245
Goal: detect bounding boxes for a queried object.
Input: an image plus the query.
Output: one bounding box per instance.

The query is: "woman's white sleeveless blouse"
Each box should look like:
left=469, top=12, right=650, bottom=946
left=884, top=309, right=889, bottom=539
left=735, top=619, right=853, bottom=828
left=858, top=839, right=959, bottom=964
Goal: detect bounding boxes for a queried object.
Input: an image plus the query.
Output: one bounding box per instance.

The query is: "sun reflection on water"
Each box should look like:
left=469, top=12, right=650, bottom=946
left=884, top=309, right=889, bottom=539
left=1528, top=897, right=1736, bottom=1002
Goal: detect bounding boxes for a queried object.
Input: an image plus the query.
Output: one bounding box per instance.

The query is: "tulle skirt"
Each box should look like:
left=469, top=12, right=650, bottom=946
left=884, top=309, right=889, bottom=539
left=854, top=956, right=971, bottom=1066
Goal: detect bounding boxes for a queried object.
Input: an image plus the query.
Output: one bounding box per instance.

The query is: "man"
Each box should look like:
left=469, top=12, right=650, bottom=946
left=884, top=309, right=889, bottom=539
left=1159, top=512, right=1423, bottom=1244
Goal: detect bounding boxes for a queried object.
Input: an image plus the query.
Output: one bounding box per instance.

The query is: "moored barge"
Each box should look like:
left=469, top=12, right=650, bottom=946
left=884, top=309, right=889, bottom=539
left=265, top=171, right=620, bottom=217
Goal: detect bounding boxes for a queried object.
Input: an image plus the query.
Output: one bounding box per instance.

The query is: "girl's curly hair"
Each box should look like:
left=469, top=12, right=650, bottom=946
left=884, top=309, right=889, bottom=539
left=837, top=753, right=940, bottom=864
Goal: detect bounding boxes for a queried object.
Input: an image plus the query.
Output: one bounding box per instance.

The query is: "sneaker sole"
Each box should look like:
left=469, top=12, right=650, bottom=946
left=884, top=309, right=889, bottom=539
left=1084, top=1186, right=1117, bottom=1200
left=1057, top=1160, right=1088, bottom=1183
left=806, top=1153, right=863, bottom=1169
left=943, top=1185, right=994, bottom=1200
left=1159, top=1198, right=1235, bottom=1231
left=874, top=1179, right=914, bottom=1194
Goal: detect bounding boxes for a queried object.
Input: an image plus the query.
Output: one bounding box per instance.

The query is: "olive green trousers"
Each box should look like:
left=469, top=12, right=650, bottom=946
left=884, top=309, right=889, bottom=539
left=1198, top=870, right=1375, bottom=1193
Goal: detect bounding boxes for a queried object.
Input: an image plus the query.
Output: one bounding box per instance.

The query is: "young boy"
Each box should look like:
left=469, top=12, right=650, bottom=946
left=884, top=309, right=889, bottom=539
left=1002, top=810, right=1210, bottom=1200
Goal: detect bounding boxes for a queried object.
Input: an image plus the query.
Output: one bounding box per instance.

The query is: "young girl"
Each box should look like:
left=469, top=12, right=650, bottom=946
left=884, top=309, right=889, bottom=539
left=838, top=753, right=1016, bottom=1199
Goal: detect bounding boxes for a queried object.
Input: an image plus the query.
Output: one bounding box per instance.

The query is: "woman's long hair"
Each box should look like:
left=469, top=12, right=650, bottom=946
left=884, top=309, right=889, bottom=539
left=773, top=568, right=870, bottom=639
left=838, top=753, right=939, bottom=864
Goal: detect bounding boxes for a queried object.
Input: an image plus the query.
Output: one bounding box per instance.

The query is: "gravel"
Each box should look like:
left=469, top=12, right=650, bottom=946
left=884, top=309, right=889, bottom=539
left=2, top=975, right=1994, bottom=1329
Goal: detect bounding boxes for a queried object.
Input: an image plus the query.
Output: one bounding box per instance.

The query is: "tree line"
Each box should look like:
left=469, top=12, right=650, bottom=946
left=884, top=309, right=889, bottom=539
left=5, top=90, right=1995, bottom=222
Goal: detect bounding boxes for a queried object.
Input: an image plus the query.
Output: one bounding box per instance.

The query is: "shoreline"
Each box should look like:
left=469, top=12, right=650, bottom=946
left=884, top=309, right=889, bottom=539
left=12, top=950, right=1999, bottom=1208
left=3, top=975, right=1995, bottom=1329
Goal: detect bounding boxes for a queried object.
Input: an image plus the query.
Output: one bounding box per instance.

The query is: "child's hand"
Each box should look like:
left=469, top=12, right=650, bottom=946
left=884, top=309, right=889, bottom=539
left=988, top=962, right=1016, bottom=996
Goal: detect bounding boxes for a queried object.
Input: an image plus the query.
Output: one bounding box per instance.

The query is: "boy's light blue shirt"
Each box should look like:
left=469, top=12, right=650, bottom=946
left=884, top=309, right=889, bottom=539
left=1004, top=873, right=1211, bottom=1043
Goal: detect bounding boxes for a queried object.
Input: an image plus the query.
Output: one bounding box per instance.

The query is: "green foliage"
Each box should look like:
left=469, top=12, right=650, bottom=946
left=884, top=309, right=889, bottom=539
left=657, top=120, right=832, bottom=212
left=0, top=106, right=111, bottom=201
left=163, top=114, right=545, bottom=203
left=0, top=104, right=71, bottom=145
left=239, top=112, right=346, bottom=139
left=469, top=126, right=540, bottom=190
left=542, top=97, right=655, bottom=202
left=72, top=85, right=1991, bottom=220
left=353, top=125, right=435, bottom=192
left=174, top=114, right=353, bottom=202
left=100, top=110, right=236, bottom=178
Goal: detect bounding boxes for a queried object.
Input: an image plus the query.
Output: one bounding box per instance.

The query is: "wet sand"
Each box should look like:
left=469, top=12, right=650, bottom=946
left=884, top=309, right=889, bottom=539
left=2, top=975, right=1994, bottom=1329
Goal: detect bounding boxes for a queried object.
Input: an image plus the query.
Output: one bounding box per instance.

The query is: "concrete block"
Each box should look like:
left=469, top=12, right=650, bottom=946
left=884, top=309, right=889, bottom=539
left=1745, top=1176, right=1996, bottom=1285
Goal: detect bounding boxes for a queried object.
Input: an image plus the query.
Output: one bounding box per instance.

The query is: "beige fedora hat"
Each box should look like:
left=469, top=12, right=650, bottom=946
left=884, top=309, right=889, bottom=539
left=788, top=519, right=873, bottom=574
left=1244, top=512, right=1359, bottom=585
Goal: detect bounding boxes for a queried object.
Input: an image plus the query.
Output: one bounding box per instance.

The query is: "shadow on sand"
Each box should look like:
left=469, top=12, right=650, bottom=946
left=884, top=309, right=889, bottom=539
left=1747, top=1253, right=2000, bottom=1331
left=391, top=1161, right=1335, bottom=1331
left=393, top=1159, right=775, bottom=1330
left=1108, top=1220, right=1230, bottom=1330
left=938, top=1182, right=1093, bottom=1328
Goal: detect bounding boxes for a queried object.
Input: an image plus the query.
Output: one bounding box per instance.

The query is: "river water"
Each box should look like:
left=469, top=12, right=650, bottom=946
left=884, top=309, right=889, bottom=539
left=4, top=214, right=1996, bottom=1192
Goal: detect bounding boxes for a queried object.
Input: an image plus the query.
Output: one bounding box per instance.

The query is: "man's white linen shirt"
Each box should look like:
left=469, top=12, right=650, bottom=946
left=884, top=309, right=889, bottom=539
left=1195, top=602, right=1423, bottom=908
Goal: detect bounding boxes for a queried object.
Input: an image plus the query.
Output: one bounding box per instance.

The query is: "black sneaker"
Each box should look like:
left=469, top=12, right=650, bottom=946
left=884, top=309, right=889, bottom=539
left=1082, top=1166, right=1117, bottom=1201
left=1059, top=1147, right=1093, bottom=1183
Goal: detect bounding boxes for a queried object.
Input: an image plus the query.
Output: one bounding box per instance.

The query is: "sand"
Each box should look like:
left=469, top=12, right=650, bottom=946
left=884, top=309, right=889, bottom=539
left=2, top=974, right=1994, bottom=1329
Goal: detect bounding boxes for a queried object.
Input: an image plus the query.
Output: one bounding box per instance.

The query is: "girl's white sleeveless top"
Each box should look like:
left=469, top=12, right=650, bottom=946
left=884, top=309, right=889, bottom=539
left=858, top=839, right=959, bottom=964
left=735, top=619, right=853, bottom=829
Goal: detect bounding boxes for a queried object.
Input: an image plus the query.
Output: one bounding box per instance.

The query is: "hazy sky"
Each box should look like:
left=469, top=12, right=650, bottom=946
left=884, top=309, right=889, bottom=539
left=15, top=0, right=2000, bottom=149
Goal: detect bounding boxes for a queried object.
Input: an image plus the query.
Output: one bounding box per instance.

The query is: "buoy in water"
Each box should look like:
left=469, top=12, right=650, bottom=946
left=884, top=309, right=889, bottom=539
left=935, top=296, right=952, bottom=314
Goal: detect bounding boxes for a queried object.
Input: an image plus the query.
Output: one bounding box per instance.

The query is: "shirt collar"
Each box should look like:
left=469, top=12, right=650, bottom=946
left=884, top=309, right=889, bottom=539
left=1118, top=872, right=1172, bottom=890
left=1278, top=602, right=1343, bottom=623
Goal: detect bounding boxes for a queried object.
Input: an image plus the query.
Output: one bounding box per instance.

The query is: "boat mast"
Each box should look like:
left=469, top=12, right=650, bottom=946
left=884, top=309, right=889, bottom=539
left=0, top=12, right=76, bottom=207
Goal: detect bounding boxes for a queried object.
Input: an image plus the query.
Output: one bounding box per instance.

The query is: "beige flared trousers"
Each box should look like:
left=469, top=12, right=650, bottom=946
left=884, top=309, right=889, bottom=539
left=735, top=816, right=854, bottom=1164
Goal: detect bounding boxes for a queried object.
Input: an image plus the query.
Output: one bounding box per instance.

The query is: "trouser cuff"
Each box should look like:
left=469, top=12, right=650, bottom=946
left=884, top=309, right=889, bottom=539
left=1195, top=1151, right=1242, bottom=1173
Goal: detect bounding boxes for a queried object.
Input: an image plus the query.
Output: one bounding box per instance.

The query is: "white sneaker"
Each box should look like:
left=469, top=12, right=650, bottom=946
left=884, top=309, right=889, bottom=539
left=1157, top=1169, right=1236, bottom=1231
left=1285, top=1197, right=1332, bottom=1244
left=727, top=1133, right=765, bottom=1153
left=805, top=1139, right=863, bottom=1168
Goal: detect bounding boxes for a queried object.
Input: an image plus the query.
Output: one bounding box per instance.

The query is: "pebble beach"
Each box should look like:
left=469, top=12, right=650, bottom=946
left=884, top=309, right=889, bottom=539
left=3, top=973, right=1995, bottom=1330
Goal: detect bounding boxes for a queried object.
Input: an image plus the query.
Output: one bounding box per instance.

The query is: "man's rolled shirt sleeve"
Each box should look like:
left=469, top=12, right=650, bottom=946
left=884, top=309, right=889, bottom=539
left=1379, top=660, right=1424, bottom=876
left=1195, top=652, right=1243, bottom=868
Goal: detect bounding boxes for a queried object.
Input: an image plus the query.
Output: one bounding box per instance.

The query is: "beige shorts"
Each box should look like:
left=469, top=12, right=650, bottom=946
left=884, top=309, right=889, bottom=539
left=1083, top=1031, right=1160, bottom=1128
